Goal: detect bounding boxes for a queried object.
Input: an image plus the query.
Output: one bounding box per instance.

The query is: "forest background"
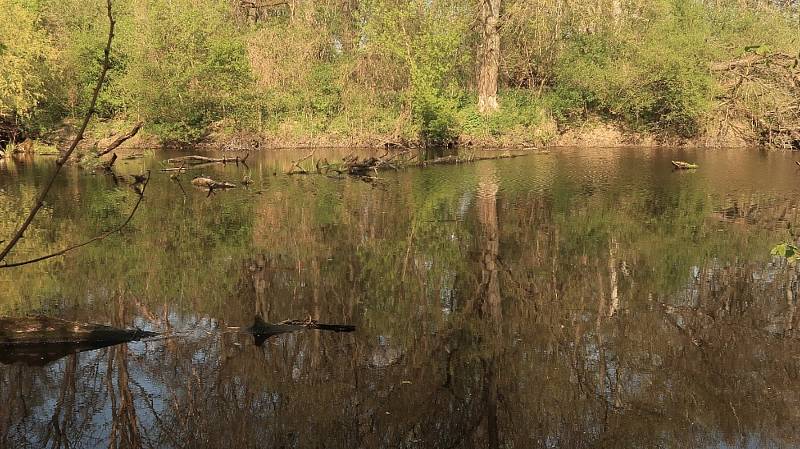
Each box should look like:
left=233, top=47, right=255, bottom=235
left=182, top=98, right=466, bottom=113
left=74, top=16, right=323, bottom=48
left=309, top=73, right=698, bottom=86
left=1, top=0, right=798, bottom=150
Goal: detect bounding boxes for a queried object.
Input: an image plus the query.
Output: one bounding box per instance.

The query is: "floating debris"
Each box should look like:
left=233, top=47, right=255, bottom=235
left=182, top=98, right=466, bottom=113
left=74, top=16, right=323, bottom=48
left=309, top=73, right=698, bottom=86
left=672, top=160, right=699, bottom=170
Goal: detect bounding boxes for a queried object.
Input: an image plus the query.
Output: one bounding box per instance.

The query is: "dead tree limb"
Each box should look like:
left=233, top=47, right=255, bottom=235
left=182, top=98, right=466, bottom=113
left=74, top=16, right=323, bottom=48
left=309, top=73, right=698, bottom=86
left=286, top=151, right=315, bottom=174
left=240, top=316, right=355, bottom=345
left=166, top=153, right=249, bottom=166
left=0, top=0, right=116, bottom=265
left=96, top=122, right=143, bottom=157
left=713, top=51, right=800, bottom=149
left=311, top=150, right=532, bottom=179
left=99, top=153, right=118, bottom=173
left=0, top=316, right=156, bottom=345
left=0, top=174, right=150, bottom=269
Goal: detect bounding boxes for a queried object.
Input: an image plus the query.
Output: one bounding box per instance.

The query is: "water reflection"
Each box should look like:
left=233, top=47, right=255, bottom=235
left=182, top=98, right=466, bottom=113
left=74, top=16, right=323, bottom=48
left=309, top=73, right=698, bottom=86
left=2, top=147, right=800, bottom=448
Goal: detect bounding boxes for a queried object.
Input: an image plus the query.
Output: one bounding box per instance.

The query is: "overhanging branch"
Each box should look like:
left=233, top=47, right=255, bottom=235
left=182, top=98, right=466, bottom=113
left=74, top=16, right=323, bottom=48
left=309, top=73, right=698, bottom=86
left=0, top=0, right=117, bottom=264
left=0, top=175, right=150, bottom=269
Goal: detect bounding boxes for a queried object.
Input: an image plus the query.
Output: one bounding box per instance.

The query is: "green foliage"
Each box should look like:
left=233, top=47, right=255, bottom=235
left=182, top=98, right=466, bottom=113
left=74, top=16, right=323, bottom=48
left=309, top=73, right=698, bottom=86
left=0, top=0, right=53, bottom=119
left=1, top=0, right=798, bottom=143
left=553, top=0, right=715, bottom=136
left=460, top=89, right=544, bottom=137
left=771, top=243, right=800, bottom=263
left=414, top=92, right=459, bottom=147
left=364, top=0, right=470, bottom=146
left=119, top=0, right=252, bottom=142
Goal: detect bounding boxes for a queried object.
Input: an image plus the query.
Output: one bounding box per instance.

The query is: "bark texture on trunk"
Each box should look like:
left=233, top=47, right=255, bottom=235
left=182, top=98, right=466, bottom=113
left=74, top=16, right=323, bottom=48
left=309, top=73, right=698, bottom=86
left=477, top=0, right=501, bottom=114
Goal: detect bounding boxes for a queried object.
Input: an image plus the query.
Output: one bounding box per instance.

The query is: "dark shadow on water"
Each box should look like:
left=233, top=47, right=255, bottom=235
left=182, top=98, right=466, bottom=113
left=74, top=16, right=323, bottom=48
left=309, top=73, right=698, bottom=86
left=0, top=340, right=128, bottom=366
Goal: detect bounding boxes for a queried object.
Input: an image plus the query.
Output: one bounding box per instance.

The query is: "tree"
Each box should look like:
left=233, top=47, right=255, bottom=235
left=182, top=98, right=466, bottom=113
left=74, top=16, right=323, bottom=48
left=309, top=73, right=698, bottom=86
left=0, top=0, right=53, bottom=120
left=477, top=0, right=501, bottom=114
left=0, top=0, right=124, bottom=269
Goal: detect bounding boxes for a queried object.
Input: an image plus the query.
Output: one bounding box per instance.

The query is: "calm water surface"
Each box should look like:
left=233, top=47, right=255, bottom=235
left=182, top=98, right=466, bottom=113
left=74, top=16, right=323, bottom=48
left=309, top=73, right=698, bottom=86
left=2, top=147, right=800, bottom=448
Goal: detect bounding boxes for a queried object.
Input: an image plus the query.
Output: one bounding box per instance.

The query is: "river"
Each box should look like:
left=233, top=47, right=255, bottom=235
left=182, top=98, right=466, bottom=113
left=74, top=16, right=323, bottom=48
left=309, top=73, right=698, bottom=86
left=1, top=147, right=799, bottom=448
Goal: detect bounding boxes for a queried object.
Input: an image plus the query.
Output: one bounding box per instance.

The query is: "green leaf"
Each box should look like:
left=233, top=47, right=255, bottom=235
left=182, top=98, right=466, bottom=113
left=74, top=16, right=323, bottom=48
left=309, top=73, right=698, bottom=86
left=771, top=243, right=800, bottom=261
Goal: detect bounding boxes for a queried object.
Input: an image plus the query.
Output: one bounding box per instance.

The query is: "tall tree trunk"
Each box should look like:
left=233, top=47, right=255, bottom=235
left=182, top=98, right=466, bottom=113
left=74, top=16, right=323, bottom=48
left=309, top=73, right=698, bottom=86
left=477, top=0, right=501, bottom=114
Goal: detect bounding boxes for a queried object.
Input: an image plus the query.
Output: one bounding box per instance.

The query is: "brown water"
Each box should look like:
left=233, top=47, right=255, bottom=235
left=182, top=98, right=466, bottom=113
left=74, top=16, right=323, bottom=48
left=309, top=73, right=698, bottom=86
left=1, top=147, right=800, bottom=448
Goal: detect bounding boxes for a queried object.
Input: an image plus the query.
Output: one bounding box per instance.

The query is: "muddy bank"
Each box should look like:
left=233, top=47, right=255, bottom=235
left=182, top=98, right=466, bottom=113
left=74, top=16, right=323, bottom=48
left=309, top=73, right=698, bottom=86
left=554, top=120, right=755, bottom=148
left=6, top=116, right=767, bottom=158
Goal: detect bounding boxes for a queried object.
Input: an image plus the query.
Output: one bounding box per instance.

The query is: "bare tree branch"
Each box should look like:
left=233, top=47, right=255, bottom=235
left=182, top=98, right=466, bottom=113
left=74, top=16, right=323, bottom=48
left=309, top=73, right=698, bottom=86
left=0, top=0, right=116, bottom=264
left=96, top=121, right=143, bottom=157
left=0, top=174, right=150, bottom=269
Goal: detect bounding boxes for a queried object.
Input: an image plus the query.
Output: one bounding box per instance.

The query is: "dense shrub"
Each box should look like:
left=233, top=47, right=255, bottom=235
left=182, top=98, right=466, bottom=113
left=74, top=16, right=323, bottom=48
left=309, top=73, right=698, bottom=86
left=0, top=0, right=53, bottom=120
left=2, top=0, right=798, bottom=144
left=552, top=0, right=715, bottom=136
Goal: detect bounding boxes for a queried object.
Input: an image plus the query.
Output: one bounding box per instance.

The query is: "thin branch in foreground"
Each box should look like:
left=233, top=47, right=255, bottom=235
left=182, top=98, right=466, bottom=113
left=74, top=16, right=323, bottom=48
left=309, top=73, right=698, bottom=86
left=0, top=0, right=116, bottom=265
left=0, top=174, right=150, bottom=269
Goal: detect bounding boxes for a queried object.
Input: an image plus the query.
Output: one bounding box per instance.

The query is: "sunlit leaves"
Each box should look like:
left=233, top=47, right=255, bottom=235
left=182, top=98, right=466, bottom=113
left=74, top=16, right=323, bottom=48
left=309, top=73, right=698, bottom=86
left=771, top=242, right=800, bottom=263
left=0, top=0, right=53, bottom=118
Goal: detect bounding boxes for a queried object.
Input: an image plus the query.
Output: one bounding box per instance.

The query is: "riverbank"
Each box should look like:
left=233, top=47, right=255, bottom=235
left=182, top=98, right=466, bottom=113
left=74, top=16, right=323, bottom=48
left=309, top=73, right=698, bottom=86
left=1, top=115, right=769, bottom=161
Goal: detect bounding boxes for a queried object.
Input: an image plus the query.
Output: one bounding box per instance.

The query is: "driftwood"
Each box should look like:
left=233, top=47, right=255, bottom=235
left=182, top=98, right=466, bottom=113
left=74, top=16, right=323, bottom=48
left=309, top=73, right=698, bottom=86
left=0, top=316, right=156, bottom=365
left=96, top=121, right=143, bottom=157
left=167, top=153, right=249, bottom=166
left=191, top=177, right=236, bottom=190
left=672, top=160, right=699, bottom=170
left=243, top=316, right=355, bottom=346
left=191, top=176, right=236, bottom=197
left=297, top=150, right=534, bottom=179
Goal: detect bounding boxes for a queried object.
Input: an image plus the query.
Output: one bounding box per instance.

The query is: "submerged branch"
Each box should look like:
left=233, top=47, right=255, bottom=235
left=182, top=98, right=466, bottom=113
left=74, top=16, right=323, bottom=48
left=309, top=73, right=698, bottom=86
left=0, top=0, right=116, bottom=264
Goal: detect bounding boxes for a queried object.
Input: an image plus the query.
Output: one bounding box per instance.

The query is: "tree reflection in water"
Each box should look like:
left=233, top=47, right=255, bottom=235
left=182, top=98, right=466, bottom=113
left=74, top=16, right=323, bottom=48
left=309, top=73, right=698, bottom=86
left=1, top=147, right=800, bottom=448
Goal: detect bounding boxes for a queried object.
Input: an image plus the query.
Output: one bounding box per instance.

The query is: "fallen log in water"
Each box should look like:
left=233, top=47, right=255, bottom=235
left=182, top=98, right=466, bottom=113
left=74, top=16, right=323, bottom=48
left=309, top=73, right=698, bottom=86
left=416, top=151, right=532, bottom=167
left=1, top=341, right=131, bottom=366
left=191, top=176, right=237, bottom=196
left=243, top=316, right=355, bottom=345
left=0, top=316, right=156, bottom=345
left=304, top=150, right=535, bottom=178
left=167, top=153, right=249, bottom=166
left=122, top=152, right=145, bottom=160
left=161, top=167, right=190, bottom=172
left=191, top=176, right=236, bottom=189
left=0, top=316, right=156, bottom=365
